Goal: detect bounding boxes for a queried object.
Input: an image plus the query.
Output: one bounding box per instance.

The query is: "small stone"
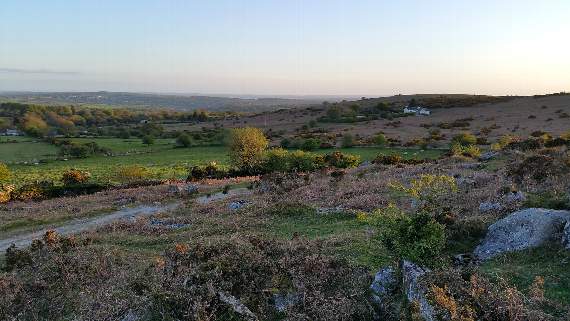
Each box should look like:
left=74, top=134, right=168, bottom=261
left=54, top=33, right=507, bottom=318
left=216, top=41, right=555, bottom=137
left=479, top=151, right=499, bottom=161
left=479, top=202, right=503, bottom=213
left=186, top=184, right=199, bottom=194
left=505, top=191, right=526, bottom=203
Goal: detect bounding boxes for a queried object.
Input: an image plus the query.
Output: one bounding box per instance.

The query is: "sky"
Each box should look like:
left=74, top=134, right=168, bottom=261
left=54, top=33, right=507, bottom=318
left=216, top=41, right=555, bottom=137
left=1, top=0, right=569, bottom=96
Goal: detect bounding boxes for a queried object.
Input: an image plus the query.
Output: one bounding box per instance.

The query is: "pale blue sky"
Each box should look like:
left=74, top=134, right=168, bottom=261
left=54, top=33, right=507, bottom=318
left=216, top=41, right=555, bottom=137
left=1, top=0, right=569, bottom=95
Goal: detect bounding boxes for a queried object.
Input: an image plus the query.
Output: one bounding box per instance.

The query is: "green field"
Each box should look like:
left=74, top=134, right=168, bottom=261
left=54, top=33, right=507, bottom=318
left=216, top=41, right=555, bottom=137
left=3, top=137, right=444, bottom=185
left=0, top=136, right=59, bottom=163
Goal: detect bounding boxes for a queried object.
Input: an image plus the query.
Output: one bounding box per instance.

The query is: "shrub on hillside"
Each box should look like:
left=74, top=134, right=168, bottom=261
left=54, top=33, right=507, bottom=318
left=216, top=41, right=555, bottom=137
left=289, top=150, right=323, bottom=172
left=491, top=135, right=518, bottom=151
left=425, top=270, right=562, bottom=321
left=263, top=148, right=291, bottom=172
left=228, top=127, right=269, bottom=171
left=341, top=134, right=355, bottom=147
left=372, top=154, right=427, bottom=166
left=373, top=133, right=387, bottom=146
left=61, top=169, right=91, bottom=186
left=450, top=143, right=481, bottom=158
left=0, top=184, right=14, bottom=203
left=113, top=165, right=151, bottom=183
left=301, top=138, right=321, bottom=151
left=187, top=162, right=229, bottom=181
left=175, top=133, right=192, bottom=147
left=358, top=204, right=445, bottom=266
left=0, top=162, right=12, bottom=183
left=451, top=132, right=477, bottom=146
left=324, top=151, right=361, bottom=168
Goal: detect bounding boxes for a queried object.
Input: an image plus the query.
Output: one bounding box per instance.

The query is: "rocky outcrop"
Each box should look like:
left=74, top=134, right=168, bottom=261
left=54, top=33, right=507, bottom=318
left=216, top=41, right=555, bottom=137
left=370, top=262, right=435, bottom=321
left=370, top=267, right=396, bottom=305
left=474, top=208, right=570, bottom=260
left=402, top=261, right=435, bottom=321
left=218, top=291, right=258, bottom=321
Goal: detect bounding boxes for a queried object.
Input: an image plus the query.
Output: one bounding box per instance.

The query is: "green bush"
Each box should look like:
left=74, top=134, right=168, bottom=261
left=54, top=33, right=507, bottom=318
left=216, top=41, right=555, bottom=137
left=289, top=150, right=322, bottom=172
left=175, top=133, right=192, bottom=147
left=301, top=138, right=321, bottom=151
left=373, top=133, right=387, bottom=146
left=263, top=148, right=290, bottom=172
left=187, top=162, right=229, bottom=181
left=359, top=204, right=445, bottom=266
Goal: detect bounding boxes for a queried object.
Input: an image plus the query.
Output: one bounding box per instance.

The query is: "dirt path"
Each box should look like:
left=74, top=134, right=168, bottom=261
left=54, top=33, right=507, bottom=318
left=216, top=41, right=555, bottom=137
left=0, top=202, right=180, bottom=252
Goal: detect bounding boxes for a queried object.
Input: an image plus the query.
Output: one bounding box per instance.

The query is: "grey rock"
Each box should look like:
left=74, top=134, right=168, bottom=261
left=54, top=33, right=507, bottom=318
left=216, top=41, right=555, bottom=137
left=370, top=267, right=396, bottom=305
left=479, top=202, right=503, bottom=213
left=453, top=253, right=474, bottom=266
left=459, top=162, right=481, bottom=169
left=273, top=293, right=300, bottom=313
left=563, top=221, right=570, bottom=250
left=149, top=218, right=189, bottom=229
left=186, top=184, right=199, bottom=194
left=218, top=291, right=258, bottom=321
left=229, top=200, right=248, bottom=210
left=505, top=191, right=526, bottom=203
left=316, top=206, right=344, bottom=215
left=121, top=310, right=139, bottom=321
left=167, top=184, right=182, bottom=194
left=457, top=177, right=476, bottom=188
left=402, top=260, right=435, bottom=321
left=479, top=151, right=499, bottom=161
left=474, top=208, right=570, bottom=260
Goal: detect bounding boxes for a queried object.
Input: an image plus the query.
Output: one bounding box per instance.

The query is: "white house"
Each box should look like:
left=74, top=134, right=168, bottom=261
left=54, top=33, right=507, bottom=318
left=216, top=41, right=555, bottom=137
left=3, top=129, right=22, bottom=136
left=403, top=106, right=431, bottom=116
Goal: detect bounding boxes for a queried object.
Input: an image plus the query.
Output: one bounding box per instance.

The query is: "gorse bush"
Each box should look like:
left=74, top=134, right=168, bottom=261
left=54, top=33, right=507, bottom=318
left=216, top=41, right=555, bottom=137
left=0, top=162, right=12, bottom=183
left=451, top=132, right=477, bottom=146
left=113, top=165, right=151, bottom=183
left=261, top=149, right=358, bottom=173
left=450, top=143, right=481, bottom=158
left=491, top=135, right=517, bottom=151
left=263, top=148, right=291, bottom=172
left=324, top=151, right=361, bottom=168
left=389, top=174, right=458, bottom=211
left=61, top=169, right=91, bottom=186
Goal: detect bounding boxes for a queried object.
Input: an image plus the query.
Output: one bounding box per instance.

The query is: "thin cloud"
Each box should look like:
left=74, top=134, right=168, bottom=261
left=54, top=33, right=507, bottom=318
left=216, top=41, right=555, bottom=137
left=0, top=68, right=82, bottom=75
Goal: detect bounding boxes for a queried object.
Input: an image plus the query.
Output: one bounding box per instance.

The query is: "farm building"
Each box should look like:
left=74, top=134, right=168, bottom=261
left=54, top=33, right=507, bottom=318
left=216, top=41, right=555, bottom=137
left=2, top=129, right=23, bottom=136
left=403, top=106, right=431, bottom=116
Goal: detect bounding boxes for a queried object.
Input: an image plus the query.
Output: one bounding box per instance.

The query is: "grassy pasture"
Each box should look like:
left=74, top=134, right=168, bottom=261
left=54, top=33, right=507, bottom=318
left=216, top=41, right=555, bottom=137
left=0, top=136, right=59, bottom=163
left=3, top=136, right=444, bottom=185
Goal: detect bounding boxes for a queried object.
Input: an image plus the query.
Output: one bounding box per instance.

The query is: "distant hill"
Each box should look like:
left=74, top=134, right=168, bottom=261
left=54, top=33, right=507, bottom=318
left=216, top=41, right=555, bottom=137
left=0, top=91, right=323, bottom=112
